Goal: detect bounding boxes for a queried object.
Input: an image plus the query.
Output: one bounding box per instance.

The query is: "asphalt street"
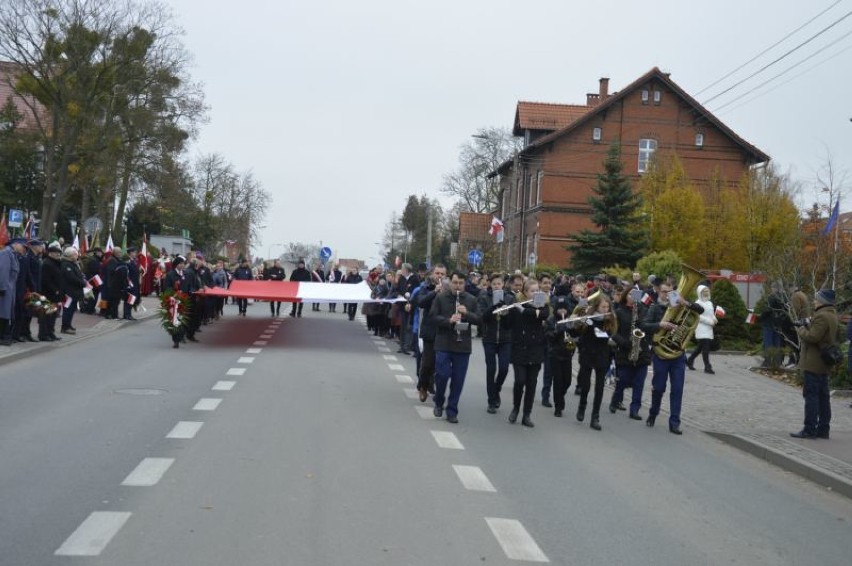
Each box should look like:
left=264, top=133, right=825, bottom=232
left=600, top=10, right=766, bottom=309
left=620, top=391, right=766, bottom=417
left=1, top=303, right=851, bottom=565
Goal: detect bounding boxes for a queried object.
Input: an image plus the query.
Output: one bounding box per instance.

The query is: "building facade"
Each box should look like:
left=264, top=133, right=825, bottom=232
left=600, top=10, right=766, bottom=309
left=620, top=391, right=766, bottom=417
left=491, top=67, right=770, bottom=270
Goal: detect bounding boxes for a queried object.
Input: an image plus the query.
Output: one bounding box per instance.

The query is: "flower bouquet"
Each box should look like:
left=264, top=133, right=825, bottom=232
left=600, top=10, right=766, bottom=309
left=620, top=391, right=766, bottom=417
left=159, top=289, right=191, bottom=338
left=24, top=291, right=59, bottom=316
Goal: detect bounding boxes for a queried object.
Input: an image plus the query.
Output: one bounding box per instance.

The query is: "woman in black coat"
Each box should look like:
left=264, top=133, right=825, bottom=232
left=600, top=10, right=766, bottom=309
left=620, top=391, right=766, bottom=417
left=507, top=279, right=549, bottom=427
left=572, top=292, right=618, bottom=431
left=38, top=245, right=64, bottom=341
left=60, top=247, right=86, bottom=334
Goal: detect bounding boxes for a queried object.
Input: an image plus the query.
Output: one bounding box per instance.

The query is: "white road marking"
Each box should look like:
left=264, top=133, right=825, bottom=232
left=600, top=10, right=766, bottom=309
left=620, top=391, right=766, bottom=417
left=415, top=406, right=437, bottom=419
left=403, top=388, right=420, bottom=399
left=246, top=348, right=262, bottom=354
left=259, top=334, right=272, bottom=339
left=395, top=374, right=414, bottom=384
left=388, top=364, right=405, bottom=371
left=383, top=355, right=398, bottom=361
left=193, top=398, right=223, bottom=411
left=485, top=518, right=549, bottom=562
left=377, top=347, right=391, bottom=353
left=54, top=512, right=132, bottom=556
left=121, top=458, right=175, bottom=487
left=430, top=430, right=464, bottom=450
left=253, top=341, right=268, bottom=346
left=237, top=357, right=255, bottom=364
left=452, top=465, right=496, bottom=492
left=166, top=421, right=204, bottom=439
left=227, top=368, right=246, bottom=376
left=212, top=381, right=236, bottom=391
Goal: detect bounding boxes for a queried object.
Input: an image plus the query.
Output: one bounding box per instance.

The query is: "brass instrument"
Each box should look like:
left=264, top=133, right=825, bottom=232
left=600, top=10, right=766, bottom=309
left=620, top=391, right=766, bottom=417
left=560, top=313, right=577, bottom=350
left=492, top=299, right=532, bottom=315
left=628, top=302, right=645, bottom=363
left=652, top=264, right=704, bottom=360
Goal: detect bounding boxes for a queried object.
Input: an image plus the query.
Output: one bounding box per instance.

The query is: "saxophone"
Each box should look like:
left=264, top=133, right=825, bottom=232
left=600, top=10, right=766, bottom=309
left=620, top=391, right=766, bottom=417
left=628, top=302, right=645, bottom=363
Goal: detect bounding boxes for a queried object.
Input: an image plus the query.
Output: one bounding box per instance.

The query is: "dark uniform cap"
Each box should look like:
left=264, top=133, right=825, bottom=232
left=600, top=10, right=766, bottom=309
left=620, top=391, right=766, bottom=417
left=27, top=239, right=44, bottom=247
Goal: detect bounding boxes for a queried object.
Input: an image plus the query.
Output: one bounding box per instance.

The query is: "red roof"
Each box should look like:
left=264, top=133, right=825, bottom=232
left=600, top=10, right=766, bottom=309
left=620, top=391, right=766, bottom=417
left=513, top=102, right=589, bottom=135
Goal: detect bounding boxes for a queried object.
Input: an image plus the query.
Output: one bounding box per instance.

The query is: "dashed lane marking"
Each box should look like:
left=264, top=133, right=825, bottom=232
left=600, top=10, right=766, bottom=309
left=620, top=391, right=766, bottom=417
left=388, top=364, right=405, bottom=371
left=54, top=512, right=132, bottom=556
left=166, top=421, right=204, bottom=439
left=237, top=357, right=255, bottom=364
left=193, top=398, right=223, bottom=411
left=415, top=406, right=437, bottom=419
left=403, top=388, right=420, bottom=399
left=121, top=458, right=175, bottom=487
left=395, top=374, right=414, bottom=384
left=259, top=334, right=273, bottom=339
left=253, top=341, right=268, bottom=346
left=430, top=430, right=464, bottom=450
left=378, top=347, right=391, bottom=353
left=227, top=368, right=246, bottom=376
left=485, top=518, right=549, bottom=562
left=246, top=348, right=262, bottom=354
left=212, top=381, right=236, bottom=391
left=452, top=465, right=496, bottom=492
left=383, top=355, right=398, bottom=361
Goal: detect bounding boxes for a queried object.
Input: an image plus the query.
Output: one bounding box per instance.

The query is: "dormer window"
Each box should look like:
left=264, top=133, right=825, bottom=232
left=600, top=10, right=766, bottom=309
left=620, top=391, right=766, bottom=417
left=653, top=91, right=661, bottom=104
left=641, top=90, right=649, bottom=104
left=695, top=133, right=704, bottom=148
left=592, top=127, right=602, bottom=142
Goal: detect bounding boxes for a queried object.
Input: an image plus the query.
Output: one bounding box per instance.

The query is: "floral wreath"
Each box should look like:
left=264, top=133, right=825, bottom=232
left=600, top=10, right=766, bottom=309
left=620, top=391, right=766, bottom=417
left=159, top=289, right=191, bottom=336
left=24, top=291, right=58, bottom=316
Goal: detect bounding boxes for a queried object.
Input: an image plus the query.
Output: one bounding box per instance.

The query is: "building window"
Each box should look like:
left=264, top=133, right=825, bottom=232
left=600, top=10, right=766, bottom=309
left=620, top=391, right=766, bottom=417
left=528, top=174, right=535, bottom=207
left=516, top=177, right=522, bottom=209
left=653, top=90, right=661, bottom=104
left=592, top=127, right=602, bottom=142
left=638, top=138, right=657, bottom=173
left=695, top=133, right=704, bottom=148
left=641, top=90, right=649, bottom=104
left=535, top=170, right=543, bottom=204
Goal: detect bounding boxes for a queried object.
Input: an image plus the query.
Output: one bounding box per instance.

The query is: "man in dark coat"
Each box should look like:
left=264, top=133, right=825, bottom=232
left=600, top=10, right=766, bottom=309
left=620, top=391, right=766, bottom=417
left=0, top=239, right=24, bottom=345
left=263, top=259, right=286, bottom=316
left=81, top=247, right=103, bottom=314
left=429, top=270, right=481, bottom=424
left=233, top=259, right=253, bottom=316
left=104, top=247, right=124, bottom=320
left=60, top=247, right=86, bottom=334
left=10, top=239, right=30, bottom=342
left=288, top=259, right=311, bottom=318
left=38, top=243, right=64, bottom=341
left=342, top=267, right=363, bottom=320
left=327, top=265, right=343, bottom=313
left=124, top=247, right=141, bottom=320
left=181, top=258, right=203, bottom=341
left=413, top=264, right=446, bottom=400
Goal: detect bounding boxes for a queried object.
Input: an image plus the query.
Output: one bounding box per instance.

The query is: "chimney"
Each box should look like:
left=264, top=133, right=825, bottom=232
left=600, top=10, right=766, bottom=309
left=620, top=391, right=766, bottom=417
left=599, top=77, right=610, bottom=100
left=586, top=93, right=600, bottom=106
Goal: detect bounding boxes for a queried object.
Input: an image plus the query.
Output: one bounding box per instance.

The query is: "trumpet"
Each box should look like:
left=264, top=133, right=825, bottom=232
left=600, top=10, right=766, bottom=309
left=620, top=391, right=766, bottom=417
left=555, top=312, right=612, bottom=325
left=492, top=299, right=532, bottom=315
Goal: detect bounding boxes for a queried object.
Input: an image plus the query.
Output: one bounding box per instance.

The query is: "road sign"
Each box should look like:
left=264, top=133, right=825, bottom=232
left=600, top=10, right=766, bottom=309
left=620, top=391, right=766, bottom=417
left=468, top=249, right=483, bottom=266
left=528, top=252, right=536, bottom=267
left=320, top=246, right=332, bottom=260
left=7, top=209, right=23, bottom=228
left=83, top=216, right=103, bottom=235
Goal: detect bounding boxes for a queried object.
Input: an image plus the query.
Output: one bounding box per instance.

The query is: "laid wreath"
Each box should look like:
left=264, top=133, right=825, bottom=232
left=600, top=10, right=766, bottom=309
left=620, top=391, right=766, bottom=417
left=24, top=291, right=59, bottom=316
left=159, top=289, right=191, bottom=337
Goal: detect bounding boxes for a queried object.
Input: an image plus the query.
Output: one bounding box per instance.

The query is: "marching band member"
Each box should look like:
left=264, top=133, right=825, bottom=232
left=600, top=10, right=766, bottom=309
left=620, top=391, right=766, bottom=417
left=546, top=294, right=575, bottom=418
left=477, top=272, right=514, bottom=414
left=609, top=288, right=650, bottom=420
left=507, top=279, right=549, bottom=427
left=572, top=292, right=618, bottom=431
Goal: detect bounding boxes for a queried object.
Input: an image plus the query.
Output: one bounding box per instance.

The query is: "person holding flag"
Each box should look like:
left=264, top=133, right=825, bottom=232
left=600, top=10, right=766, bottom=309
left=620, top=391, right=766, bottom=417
left=124, top=247, right=141, bottom=320
left=60, top=247, right=85, bottom=334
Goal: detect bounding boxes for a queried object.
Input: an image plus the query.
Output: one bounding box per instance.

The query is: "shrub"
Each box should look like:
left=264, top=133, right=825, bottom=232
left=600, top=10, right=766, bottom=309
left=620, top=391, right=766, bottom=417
left=711, top=279, right=751, bottom=349
left=635, top=250, right=683, bottom=283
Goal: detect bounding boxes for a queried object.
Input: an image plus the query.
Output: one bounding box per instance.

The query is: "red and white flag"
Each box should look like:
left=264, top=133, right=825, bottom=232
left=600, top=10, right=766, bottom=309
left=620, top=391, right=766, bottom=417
left=89, top=274, right=103, bottom=287
left=63, top=295, right=73, bottom=308
left=394, top=256, right=401, bottom=268
left=715, top=306, right=726, bottom=318
left=126, top=294, right=138, bottom=306
left=105, top=234, right=114, bottom=252
left=641, top=292, right=653, bottom=305
left=71, top=232, right=80, bottom=251
left=745, top=311, right=757, bottom=325
left=489, top=216, right=504, bottom=243
left=139, top=234, right=149, bottom=274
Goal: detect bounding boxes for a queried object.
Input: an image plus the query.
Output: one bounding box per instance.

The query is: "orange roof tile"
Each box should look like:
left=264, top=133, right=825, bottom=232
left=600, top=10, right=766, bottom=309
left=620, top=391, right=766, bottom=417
left=513, top=102, right=590, bottom=135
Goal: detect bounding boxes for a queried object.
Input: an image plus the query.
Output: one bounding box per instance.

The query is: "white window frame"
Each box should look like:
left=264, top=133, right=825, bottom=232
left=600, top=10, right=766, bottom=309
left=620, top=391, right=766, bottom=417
left=535, top=170, right=543, bottom=204
left=638, top=139, right=657, bottom=173
left=641, top=90, right=649, bottom=104
left=516, top=177, right=522, bottom=209
left=653, top=90, right=661, bottom=104
left=528, top=173, right=535, bottom=207
left=592, top=127, right=602, bottom=142
left=695, top=133, right=704, bottom=148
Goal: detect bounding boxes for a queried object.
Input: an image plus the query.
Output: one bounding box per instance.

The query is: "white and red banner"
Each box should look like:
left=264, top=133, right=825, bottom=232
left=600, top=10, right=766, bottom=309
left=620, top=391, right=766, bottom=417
left=489, top=216, right=504, bottom=243
left=198, top=281, right=376, bottom=303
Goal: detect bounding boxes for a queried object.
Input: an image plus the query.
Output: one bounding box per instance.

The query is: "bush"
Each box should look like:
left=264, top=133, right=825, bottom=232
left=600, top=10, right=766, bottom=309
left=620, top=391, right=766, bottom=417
left=635, top=250, right=683, bottom=283
left=711, top=278, right=751, bottom=349
left=602, top=264, right=633, bottom=282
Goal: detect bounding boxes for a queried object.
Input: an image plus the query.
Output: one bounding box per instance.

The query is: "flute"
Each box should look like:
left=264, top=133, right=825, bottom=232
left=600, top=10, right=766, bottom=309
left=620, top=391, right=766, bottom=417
left=555, top=312, right=613, bottom=325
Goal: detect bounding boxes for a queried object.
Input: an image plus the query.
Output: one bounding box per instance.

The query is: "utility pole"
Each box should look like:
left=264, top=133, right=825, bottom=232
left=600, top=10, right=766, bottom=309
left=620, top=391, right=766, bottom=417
left=426, top=204, right=433, bottom=267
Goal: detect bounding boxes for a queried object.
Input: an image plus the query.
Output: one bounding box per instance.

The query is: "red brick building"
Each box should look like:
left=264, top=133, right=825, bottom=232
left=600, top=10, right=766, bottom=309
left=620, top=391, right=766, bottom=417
left=0, top=61, right=44, bottom=131
left=491, top=67, right=770, bottom=270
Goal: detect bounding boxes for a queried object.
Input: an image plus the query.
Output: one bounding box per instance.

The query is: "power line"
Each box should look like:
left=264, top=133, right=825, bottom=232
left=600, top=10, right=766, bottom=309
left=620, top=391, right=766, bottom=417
left=702, top=7, right=852, bottom=104
left=712, top=26, right=852, bottom=112
left=696, top=0, right=845, bottom=96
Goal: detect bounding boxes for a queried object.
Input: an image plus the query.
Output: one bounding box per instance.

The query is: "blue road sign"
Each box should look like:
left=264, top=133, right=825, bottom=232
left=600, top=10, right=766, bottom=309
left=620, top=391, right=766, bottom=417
left=8, top=209, right=23, bottom=228
left=468, top=249, right=483, bottom=266
left=320, top=246, right=332, bottom=260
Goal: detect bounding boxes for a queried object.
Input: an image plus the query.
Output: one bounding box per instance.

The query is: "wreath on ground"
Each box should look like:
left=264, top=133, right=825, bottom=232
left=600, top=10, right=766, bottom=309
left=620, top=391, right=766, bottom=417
left=159, top=289, right=191, bottom=336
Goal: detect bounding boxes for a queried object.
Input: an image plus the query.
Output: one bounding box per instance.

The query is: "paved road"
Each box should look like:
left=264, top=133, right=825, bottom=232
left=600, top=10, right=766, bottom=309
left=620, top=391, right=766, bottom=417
left=1, top=305, right=851, bottom=565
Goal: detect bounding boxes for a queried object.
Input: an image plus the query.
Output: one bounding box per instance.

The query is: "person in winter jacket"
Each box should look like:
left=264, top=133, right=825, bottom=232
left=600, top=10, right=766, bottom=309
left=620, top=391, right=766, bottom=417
left=38, top=244, right=64, bottom=341
left=289, top=259, right=312, bottom=318
left=478, top=273, right=515, bottom=413
left=686, top=284, right=718, bottom=374
left=608, top=288, right=651, bottom=419
left=507, top=279, right=549, bottom=427
left=413, top=264, right=446, bottom=401
left=572, top=292, right=618, bottom=431
left=60, top=247, right=86, bottom=334
left=233, top=259, right=254, bottom=316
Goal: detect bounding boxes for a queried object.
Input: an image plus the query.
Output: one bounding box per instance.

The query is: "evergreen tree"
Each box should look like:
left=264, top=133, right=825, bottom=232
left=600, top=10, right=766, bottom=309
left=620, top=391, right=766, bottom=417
left=568, top=144, right=648, bottom=272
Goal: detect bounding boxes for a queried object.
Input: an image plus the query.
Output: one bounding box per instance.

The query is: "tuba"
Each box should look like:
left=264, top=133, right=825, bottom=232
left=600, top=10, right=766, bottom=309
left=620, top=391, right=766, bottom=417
left=652, top=264, right=704, bottom=360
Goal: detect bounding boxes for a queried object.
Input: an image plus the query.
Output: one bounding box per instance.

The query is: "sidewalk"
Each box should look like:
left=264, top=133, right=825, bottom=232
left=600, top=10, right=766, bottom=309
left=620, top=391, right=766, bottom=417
left=644, top=353, right=852, bottom=500
left=0, top=295, right=161, bottom=366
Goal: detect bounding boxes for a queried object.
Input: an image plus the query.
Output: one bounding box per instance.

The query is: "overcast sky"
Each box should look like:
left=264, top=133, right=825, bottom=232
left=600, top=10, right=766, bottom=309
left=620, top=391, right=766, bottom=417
left=167, top=0, right=852, bottom=266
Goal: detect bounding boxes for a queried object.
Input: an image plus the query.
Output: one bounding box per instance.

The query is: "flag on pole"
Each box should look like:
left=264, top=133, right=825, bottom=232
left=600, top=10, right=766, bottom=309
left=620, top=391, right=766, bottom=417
left=71, top=231, right=80, bottom=250
left=0, top=208, right=8, bottom=247
left=79, top=230, right=88, bottom=255
left=22, top=214, right=33, bottom=239
left=394, top=255, right=402, bottom=268
left=489, top=216, right=504, bottom=237
left=823, top=201, right=840, bottom=236
left=745, top=310, right=757, bottom=325
left=89, top=274, right=103, bottom=287
left=105, top=234, right=114, bottom=252
left=63, top=295, right=73, bottom=308
left=139, top=233, right=149, bottom=274
left=641, top=292, right=653, bottom=306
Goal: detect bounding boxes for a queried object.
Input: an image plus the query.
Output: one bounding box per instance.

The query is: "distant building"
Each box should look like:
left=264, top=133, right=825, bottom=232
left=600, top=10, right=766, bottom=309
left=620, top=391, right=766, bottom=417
left=490, top=67, right=770, bottom=269
left=150, top=234, right=192, bottom=257
left=0, top=61, right=44, bottom=132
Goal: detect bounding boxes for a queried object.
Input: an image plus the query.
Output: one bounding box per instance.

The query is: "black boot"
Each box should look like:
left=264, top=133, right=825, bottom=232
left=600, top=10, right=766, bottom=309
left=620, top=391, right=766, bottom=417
left=590, top=415, right=602, bottom=431
left=521, top=415, right=534, bottom=428
left=508, top=408, right=519, bottom=424
left=576, top=407, right=585, bottom=422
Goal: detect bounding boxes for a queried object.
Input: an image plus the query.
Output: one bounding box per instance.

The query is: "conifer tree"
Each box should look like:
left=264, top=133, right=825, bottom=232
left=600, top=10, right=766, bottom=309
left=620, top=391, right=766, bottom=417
left=568, top=144, right=648, bottom=272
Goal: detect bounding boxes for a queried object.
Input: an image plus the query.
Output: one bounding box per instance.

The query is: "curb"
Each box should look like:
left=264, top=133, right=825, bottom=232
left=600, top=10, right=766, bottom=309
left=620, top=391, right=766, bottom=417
left=706, top=431, right=852, bottom=501
left=0, top=311, right=159, bottom=368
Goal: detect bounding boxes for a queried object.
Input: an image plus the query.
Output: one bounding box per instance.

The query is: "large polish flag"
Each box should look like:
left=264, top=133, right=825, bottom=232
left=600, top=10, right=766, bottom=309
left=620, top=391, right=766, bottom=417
left=199, top=281, right=377, bottom=303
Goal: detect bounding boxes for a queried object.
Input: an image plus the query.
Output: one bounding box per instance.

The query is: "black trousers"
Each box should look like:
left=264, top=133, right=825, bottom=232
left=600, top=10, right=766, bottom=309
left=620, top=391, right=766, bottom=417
left=512, top=363, right=541, bottom=416
left=577, top=363, right=607, bottom=417
left=346, top=303, right=357, bottom=320
left=418, top=339, right=436, bottom=392
left=688, top=338, right=713, bottom=370
left=290, top=302, right=304, bottom=317
left=270, top=301, right=281, bottom=315
left=551, top=352, right=574, bottom=412
left=237, top=298, right=248, bottom=314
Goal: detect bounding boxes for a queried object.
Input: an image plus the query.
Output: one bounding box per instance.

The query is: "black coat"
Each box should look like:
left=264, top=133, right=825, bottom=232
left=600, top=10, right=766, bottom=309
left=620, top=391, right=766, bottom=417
left=508, top=302, right=549, bottom=365
left=127, top=259, right=141, bottom=296
left=61, top=259, right=86, bottom=301
left=181, top=265, right=202, bottom=293
left=290, top=267, right=311, bottom=282
left=233, top=266, right=253, bottom=280
left=612, top=302, right=651, bottom=366
left=40, top=256, right=63, bottom=303
left=545, top=313, right=576, bottom=361
left=430, top=290, right=481, bottom=353
left=477, top=289, right=514, bottom=344
left=163, top=268, right=185, bottom=292
left=413, top=283, right=440, bottom=341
